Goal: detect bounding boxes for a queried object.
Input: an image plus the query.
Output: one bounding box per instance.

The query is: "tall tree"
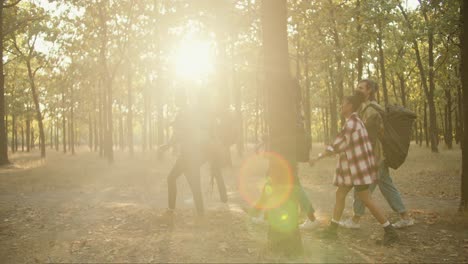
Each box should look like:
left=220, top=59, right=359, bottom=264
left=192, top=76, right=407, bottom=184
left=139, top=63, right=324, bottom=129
left=261, top=0, right=302, bottom=255
left=12, top=8, right=50, bottom=158
left=0, top=0, right=21, bottom=165
left=398, top=2, right=439, bottom=152
left=460, top=0, right=468, bottom=211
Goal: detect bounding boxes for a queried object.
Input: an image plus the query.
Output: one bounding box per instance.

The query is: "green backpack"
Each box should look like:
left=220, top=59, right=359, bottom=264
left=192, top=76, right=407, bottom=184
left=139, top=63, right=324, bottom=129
left=364, top=104, right=417, bottom=169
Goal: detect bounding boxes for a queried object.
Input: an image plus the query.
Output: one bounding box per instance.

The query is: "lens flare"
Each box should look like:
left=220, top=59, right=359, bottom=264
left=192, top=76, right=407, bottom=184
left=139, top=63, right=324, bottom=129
left=267, top=198, right=300, bottom=233
left=238, top=151, right=294, bottom=210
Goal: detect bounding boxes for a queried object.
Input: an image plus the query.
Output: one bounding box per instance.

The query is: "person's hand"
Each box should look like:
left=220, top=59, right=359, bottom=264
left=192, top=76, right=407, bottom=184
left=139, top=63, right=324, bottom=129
left=324, top=145, right=334, bottom=154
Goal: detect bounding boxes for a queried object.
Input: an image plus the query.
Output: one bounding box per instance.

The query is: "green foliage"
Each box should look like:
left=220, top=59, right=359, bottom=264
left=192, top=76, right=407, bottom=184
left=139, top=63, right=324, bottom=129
left=2, top=0, right=462, bottom=149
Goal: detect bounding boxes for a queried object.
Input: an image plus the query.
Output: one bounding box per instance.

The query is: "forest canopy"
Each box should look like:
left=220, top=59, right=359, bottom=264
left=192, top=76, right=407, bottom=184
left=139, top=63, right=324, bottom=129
left=0, top=0, right=462, bottom=163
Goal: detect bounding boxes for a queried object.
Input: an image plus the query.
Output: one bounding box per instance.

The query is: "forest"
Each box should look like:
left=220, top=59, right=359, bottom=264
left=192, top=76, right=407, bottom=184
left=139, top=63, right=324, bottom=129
left=1, top=0, right=462, bottom=161
left=1, top=0, right=468, bottom=263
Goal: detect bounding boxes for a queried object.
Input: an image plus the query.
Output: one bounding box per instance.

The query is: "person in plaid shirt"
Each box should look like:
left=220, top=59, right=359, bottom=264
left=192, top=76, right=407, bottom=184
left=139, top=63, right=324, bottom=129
left=310, top=94, right=398, bottom=245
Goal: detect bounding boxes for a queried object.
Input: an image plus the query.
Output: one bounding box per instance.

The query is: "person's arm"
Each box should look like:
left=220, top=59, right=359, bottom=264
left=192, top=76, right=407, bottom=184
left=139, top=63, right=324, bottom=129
left=310, top=120, right=354, bottom=166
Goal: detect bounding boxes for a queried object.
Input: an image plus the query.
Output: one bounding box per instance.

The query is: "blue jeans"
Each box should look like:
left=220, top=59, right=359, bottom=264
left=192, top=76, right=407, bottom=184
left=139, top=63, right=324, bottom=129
left=255, top=175, right=315, bottom=215
left=294, top=175, right=315, bottom=214
left=353, top=161, right=406, bottom=216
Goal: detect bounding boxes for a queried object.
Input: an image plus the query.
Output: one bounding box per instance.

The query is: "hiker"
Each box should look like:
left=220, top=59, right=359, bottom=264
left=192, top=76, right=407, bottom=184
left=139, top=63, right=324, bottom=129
left=340, top=79, right=414, bottom=229
left=162, top=100, right=228, bottom=216
left=309, top=94, right=399, bottom=245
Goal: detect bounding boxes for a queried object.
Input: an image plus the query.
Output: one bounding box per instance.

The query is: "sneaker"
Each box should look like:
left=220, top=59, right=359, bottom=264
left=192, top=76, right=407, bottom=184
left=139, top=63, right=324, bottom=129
left=251, top=214, right=266, bottom=225
left=339, top=218, right=361, bottom=229
left=382, top=225, right=399, bottom=246
left=393, top=218, right=415, bottom=229
left=300, top=219, right=319, bottom=230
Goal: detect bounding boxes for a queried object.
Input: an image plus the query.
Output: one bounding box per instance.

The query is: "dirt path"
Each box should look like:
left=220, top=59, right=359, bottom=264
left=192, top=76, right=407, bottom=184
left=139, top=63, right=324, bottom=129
left=0, top=145, right=467, bottom=263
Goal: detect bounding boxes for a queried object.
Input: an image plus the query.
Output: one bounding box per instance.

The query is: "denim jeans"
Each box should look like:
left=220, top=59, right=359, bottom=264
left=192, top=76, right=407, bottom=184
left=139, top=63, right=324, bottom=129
left=294, top=175, right=315, bottom=214
left=254, top=174, right=315, bottom=215
left=353, top=161, right=406, bottom=216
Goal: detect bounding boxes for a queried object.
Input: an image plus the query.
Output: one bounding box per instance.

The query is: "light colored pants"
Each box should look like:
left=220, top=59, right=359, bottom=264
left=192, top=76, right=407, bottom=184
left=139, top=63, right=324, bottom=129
left=353, top=161, right=407, bottom=216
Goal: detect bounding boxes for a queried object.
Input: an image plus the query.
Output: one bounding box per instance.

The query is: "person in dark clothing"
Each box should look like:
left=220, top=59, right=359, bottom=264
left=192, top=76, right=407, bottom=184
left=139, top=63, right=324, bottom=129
left=160, top=102, right=228, bottom=215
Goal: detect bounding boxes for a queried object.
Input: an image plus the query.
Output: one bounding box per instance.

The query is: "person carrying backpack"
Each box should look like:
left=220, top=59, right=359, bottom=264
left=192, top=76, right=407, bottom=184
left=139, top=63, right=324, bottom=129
left=340, top=79, right=414, bottom=229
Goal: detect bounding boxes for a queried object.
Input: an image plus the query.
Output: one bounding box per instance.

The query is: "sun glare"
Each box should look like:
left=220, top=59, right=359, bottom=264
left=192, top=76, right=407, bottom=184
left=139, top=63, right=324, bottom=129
left=174, top=39, right=214, bottom=80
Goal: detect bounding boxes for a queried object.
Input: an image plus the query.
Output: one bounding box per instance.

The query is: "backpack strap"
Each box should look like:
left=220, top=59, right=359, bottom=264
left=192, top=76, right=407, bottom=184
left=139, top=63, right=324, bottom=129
left=361, top=102, right=385, bottom=117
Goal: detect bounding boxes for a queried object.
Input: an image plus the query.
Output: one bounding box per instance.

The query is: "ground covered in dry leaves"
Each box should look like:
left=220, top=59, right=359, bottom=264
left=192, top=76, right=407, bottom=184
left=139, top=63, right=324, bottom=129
left=0, top=143, right=467, bottom=263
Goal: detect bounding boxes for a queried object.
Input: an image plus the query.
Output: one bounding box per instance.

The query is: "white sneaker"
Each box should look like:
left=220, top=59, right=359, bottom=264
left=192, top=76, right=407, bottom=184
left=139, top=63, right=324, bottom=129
left=251, top=214, right=266, bottom=225
left=339, top=218, right=361, bottom=229
left=299, top=219, right=319, bottom=230
left=393, top=218, right=415, bottom=228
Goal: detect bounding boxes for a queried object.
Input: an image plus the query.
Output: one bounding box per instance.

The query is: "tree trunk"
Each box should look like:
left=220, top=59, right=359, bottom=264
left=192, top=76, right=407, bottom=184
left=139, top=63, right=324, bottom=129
left=438, top=105, right=445, bottom=147
left=49, top=120, right=53, bottom=149
left=21, top=124, right=24, bottom=152
left=94, top=106, right=98, bottom=152
left=459, top=0, right=468, bottom=211
left=156, top=98, right=164, bottom=147
left=390, top=76, right=399, bottom=105
left=419, top=119, right=423, bottom=147
left=325, top=106, right=330, bottom=144
left=321, top=107, right=328, bottom=144
left=89, top=113, right=93, bottom=150
left=98, top=82, right=104, bottom=155
left=261, top=0, right=302, bottom=255
left=458, top=81, right=463, bottom=147
left=377, top=22, right=389, bottom=106
left=26, top=61, right=45, bottom=158
left=356, top=0, right=363, bottom=81
left=31, top=127, right=34, bottom=150
left=120, top=109, right=125, bottom=150
left=127, top=71, right=134, bottom=155
left=427, top=25, right=438, bottom=152
left=329, top=0, right=344, bottom=126
left=55, top=117, right=59, bottom=151
left=233, top=63, right=244, bottom=156
left=62, top=86, right=67, bottom=154
left=11, top=114, right=15, bottom=153
left=424, top=102, right=429, bottom=147
left=26, top=118, right=30, bottom=152
left=398, top=73, right=407, bottom=107
left=14, top=117, right=18, bottom=152
left=304, top=58, right=312, bottom=150
left=456, top=99, right=461, bottom=145
left=445, top=89, right=453, bottom=149
left=255, top=72, right=260, bottom=142
left=327, top=62, right=338, bottom=139
left=143, top=86, right=148, bottom=151
left=148, top=95, right=153, bottom=150
left=98, top=2, right=113, bottom=163
left=68, top=114, right=72, bottom=152
left=0, top=3, right=9, bottom=165
left=398, top=4, right=438, bottom=152
left=70, top=85, right=75, bottom=155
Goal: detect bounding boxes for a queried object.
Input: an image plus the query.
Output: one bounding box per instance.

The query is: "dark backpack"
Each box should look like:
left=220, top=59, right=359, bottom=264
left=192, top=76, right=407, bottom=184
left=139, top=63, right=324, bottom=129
left=364, top=104, right=417, bottom=170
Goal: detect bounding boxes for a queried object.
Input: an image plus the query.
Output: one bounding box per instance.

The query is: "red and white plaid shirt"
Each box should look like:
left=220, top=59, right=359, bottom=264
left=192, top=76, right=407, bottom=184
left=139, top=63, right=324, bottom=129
left=329, top=113, right=377, bottom=186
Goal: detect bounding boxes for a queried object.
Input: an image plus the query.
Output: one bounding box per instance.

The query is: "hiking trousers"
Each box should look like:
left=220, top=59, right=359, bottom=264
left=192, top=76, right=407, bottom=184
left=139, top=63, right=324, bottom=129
left=168, top=152, right=205, bottom=214
left=167, top=148, right=228, bottom=215
left=352, top=161, right=407, bottom=216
